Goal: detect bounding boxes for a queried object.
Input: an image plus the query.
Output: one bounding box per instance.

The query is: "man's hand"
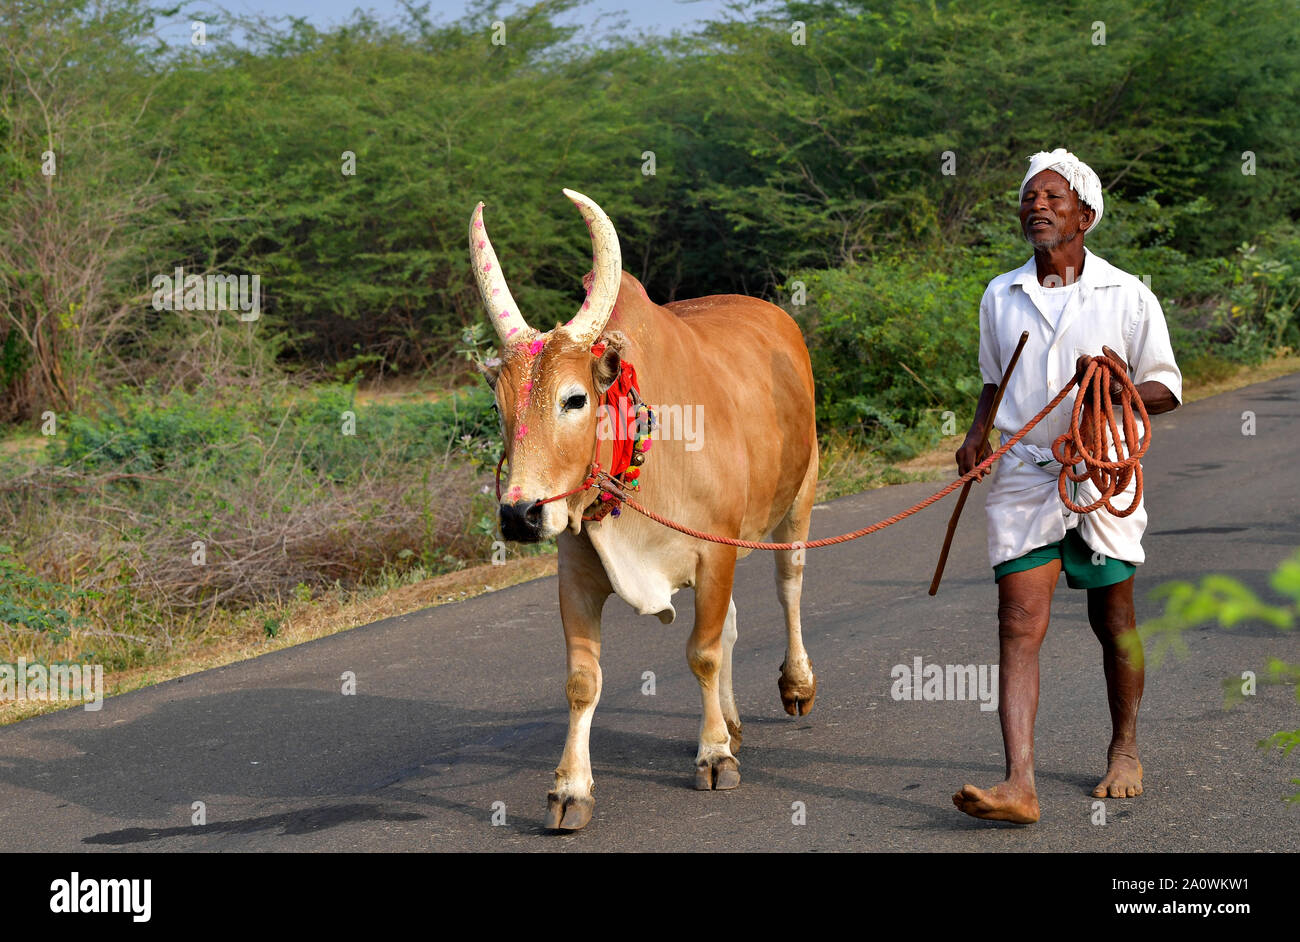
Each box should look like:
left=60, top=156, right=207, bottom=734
left=956, top=430, right=992, bottom=481
left=957, top=383, right=1000, bottom=481
left=1074, top=345, right=1129, bottom=402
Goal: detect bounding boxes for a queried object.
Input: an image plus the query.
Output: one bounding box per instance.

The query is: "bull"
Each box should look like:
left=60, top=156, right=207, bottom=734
left=469, top=188, right=819, bottom=830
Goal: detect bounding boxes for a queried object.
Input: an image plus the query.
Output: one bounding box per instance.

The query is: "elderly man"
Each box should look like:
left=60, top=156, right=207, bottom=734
left=951, top=149, right=1182, bottom=823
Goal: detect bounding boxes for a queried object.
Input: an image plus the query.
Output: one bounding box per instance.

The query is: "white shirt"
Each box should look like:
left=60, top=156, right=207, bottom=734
left=978, top=248, right=1183, bottom=568
left=1030, top=280, right=1077, bottom=329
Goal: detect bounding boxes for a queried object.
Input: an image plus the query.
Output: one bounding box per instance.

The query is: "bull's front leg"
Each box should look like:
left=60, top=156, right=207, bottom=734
left=547, top=530, right=612, bottom=831
left=689, top=547, right=741, bottom=791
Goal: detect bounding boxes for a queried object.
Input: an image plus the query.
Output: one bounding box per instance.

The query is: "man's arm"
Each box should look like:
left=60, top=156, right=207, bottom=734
left=955, top=382, right=998, bottom=479
left=1136, top=380, right=1178, bottom=415
left=1074, top=350, right=1179, bottom=415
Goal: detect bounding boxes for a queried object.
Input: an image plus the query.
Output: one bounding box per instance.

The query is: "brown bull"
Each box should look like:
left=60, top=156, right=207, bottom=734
left=469, top=188, right=819, bottom=830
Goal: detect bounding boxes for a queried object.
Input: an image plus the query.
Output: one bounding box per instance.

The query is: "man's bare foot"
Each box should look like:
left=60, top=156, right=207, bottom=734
left=952, top=780, right=1040, bottom=823
left=1093, top=753, right=1143, bottom=798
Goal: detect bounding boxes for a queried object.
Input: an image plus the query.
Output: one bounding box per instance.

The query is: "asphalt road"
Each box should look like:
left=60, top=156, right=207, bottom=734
left=2, top=374, right=1298, bottom=852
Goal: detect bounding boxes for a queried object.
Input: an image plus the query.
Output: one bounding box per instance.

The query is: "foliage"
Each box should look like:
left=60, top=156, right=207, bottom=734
left=0, top=544, right=89, bottom=640
left=788, top=246, right=1006, bottom=453
left=3, top=0, right=1298, bottom=420
left=0, top=383, right=502, bottom=661
left=53, top=382, right=497, bottom=483
left=1140, top=549, right=1300, bottom=800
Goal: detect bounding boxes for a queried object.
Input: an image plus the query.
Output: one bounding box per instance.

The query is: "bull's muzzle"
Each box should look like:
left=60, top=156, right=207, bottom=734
left=499, top=499, right=544, bottom=542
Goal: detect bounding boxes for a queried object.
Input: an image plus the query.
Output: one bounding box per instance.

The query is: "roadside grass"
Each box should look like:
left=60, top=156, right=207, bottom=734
left=1, top=351, right=1296, bottom=724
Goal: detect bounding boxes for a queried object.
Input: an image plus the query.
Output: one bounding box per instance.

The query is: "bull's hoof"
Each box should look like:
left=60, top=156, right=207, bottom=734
left=544, top=792, right=594, bottom=831
left=726, top=717, right=743, bottom=753
left=778, top=660, right=817, bottom=716
left=694, top=755, right=741, bottom=791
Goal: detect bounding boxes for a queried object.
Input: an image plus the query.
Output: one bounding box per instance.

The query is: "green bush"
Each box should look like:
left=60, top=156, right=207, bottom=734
left=55, top=387, right=259, bottom=474
left=0, top=545, right=89, bottom=641
left=1140, top=549, right=1300, bottom=801
left=51, top=382, right=499, bottom=485
left=790, top=247, right=1009, bottom=456
left=291, top=385, right=498, bottom=483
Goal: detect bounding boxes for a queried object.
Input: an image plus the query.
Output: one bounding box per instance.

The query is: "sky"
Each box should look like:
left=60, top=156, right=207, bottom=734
left=171, top=0, right=744, bottom=39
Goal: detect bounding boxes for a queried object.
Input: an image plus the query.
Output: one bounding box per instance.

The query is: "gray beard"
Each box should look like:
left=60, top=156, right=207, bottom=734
left=1025, top=228, right=1077, bottom=250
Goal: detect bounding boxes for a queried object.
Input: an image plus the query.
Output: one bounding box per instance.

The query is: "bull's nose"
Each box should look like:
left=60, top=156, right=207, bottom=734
left=499, top=500, right=544, bottom=542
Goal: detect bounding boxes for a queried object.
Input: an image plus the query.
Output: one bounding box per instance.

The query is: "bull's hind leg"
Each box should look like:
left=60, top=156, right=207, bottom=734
left=547, top=530, right=612, bottom=831
left=719, top=597, right=742, bottom=753
left=689, top=548, right=741, bottom=790
left=773, top=441, right=818, bottom=716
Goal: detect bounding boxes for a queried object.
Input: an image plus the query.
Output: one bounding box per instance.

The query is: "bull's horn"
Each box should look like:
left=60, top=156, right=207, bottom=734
left=469, top=201, right=536, bottom=346
left=559, top=188, right=622, bottom=347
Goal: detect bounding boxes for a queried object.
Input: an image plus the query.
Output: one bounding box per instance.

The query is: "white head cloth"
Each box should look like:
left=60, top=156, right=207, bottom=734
left=1019, top=148, right=1103, bottom=231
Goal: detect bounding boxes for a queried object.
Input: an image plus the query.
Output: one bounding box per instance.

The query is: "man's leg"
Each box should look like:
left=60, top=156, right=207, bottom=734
left=953, top=559, right=1061, bottom=823
left=1086, top=575, right=1145, bottom=798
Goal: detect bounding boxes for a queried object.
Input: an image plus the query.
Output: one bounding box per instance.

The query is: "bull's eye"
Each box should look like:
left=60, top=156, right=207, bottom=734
left=563, top=393, right=588, bottom=412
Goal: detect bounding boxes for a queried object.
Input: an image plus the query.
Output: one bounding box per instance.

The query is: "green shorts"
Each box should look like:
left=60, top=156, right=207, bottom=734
left=993, top=529, right=1136, bottom=589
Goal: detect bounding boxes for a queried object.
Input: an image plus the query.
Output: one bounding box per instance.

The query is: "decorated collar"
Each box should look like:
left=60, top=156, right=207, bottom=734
left=585, top=341, right=655, bottom=522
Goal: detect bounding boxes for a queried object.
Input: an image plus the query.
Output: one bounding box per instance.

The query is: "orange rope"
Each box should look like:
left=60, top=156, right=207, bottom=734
left=603, top=354, right=1145, bottom=550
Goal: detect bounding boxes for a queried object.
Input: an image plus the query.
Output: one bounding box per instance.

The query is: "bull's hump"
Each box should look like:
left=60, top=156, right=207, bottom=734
left=664, top=294, right=782, bottom=317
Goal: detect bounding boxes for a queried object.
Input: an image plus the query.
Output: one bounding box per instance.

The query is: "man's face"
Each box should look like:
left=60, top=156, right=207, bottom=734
left=1019, top=169, right=1095, bottom=250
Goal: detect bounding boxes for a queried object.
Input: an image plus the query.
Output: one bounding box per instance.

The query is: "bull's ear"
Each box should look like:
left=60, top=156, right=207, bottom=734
left=593, top=331, right=627, bottom=394
left=477, top=357, right=502, bottom=390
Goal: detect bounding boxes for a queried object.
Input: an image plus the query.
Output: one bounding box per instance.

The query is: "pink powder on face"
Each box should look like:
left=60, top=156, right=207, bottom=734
left=508, top=346, right=544, bottom=447
left=507, top=484, right=522, bottom=501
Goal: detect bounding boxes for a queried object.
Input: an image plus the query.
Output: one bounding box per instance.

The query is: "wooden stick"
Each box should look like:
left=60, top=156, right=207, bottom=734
left=928, top=330, right=1030, bottom=596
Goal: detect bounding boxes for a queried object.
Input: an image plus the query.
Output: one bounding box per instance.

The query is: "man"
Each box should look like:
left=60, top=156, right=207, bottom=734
left=951, top=149, right=1182, bottom=824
